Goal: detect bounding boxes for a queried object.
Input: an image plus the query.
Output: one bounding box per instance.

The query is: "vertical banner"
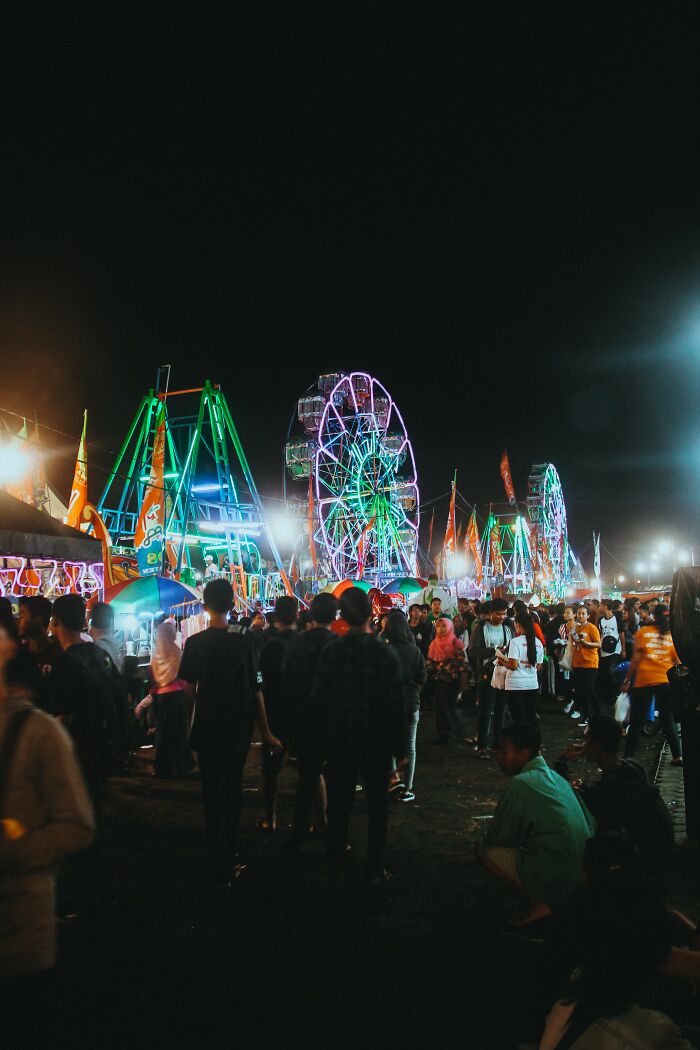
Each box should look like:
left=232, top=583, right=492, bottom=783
left=427, top=508, right=435, bottom=575
left=134, top=405, right=166, bottom=577
left=593, top=531, right=601, bottom=600
left=442, top=472, right=457, bottom=573
left=65, top=410, right=88, bottom=529
left=500, top=450, right=517, bottom=505
left=307, top=472, right=318, bottom=575
left=465, top=509, right=483, bottom=585
left=490, top=518, right=504, bottom=578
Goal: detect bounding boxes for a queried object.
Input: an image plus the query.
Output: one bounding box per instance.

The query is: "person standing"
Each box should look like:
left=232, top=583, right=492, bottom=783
left=407, top=603, right=432, bottom=660
left=142, top=621, right=190, bottom=778
left=313, top=588, right=406, bottom=887
left=0, top=624, right=94, bottom=1030
left=469, top=598, right=513, bottom=756
left=47, top=594, right=126, bottom=917
left=497, top=610, right=543, bottom=726
left=179, top=579, right=281, bottom=886
left=89, top=602, right=124, bottom=674
left=17, top=596, right=61, bottom=685
left=381, top=610, right=426, bottom=802
left=282, top=593, right=338, bottom=852
left=571, top=605, right=601, bottom=725
left=257, top=595, right=297, bottom=831
left=622, top=604, right=682, bottom=765
left=426, top=617, right=468, bottom=745
left=596, top=597, right=626, bottom=706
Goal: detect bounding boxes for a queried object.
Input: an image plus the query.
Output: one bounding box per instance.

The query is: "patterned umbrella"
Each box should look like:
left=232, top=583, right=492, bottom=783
left=381, top=576, right=428, bottom=595
left=105, top=575, right=202, bottom=615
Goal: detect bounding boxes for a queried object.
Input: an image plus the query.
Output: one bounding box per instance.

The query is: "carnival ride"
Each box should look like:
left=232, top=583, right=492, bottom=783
left=285, top=372, right=420, bottom=587
left=96, top=372, right=291, bottom=610
left=440, top=458, right=587, bottom=601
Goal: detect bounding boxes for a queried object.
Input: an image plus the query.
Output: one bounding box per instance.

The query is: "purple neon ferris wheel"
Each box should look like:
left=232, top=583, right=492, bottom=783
left=286, top=372, right=420, bottom=582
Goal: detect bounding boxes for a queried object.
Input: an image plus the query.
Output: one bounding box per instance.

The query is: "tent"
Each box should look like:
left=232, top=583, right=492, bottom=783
left=0, top=490, right=102, bottom=562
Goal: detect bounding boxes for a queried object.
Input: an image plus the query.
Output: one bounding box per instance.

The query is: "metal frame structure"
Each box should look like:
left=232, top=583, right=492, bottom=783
left=97, top=377, right=290, bottom=606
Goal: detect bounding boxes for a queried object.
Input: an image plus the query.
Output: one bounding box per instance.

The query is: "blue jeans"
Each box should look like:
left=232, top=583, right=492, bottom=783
left=477, top=680, right=507, bottom=750
left=403, top=707, right=419, bottom=789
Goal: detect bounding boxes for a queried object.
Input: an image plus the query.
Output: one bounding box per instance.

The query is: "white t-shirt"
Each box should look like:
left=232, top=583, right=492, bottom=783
left=504, top=634, right=544, bottom=691
left=598, top=614, right=621, bottom=657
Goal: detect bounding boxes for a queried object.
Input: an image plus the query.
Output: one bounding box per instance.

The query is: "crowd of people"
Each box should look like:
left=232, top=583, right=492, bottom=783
left=0, top=582, right=698, bottom=1047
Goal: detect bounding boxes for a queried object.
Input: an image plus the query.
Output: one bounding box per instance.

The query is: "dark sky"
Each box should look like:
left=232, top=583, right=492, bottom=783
left=2, top=13, right=700, bottom=578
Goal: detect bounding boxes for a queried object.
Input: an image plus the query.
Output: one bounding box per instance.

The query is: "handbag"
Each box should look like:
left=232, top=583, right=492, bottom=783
left=559, top=639, right=574, bottom=672
left=491, top=662, right=507, bottom=689
left=614, top=691, right=630, bottom=725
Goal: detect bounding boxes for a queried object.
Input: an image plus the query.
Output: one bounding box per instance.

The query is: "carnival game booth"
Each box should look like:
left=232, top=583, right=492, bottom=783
left=0, top=490, right=103, bottom=601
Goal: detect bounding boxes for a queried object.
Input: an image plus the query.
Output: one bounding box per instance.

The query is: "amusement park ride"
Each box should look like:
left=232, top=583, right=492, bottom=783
left=285, top=371, right=420, bottom=588
left=95, top=367, right=291, bottom=609
left=0, top=366, right=589, bottom=613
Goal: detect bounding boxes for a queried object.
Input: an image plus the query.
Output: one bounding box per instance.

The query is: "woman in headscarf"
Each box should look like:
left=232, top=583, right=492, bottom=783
left=142, top=621, right=190, bottom=778
left=426, top=616, right=469, bottom=745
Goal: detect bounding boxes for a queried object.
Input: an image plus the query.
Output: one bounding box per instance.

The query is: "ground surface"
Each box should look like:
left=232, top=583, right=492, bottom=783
left=54, top=700, right=700, bottom=1050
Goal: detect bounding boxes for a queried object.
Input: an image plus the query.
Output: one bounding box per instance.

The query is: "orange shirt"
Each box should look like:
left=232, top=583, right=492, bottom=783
left=572, top=622, right=600, bottom=669
left=633, top=626, right=679, bottom=687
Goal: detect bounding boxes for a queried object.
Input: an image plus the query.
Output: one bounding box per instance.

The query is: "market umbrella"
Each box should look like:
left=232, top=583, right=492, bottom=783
left=332, top=579, right=373, bottom=595
left=105, top=575, right=202, bottom=615
left=381, top=576, right=428, bottom=595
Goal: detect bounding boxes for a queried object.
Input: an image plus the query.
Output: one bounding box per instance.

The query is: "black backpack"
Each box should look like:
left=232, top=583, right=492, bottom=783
left=69, top=644, right=130, bottom=769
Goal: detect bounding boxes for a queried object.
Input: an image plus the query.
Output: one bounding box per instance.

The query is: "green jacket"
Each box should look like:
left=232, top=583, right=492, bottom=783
left=485, top=755, right=596, bottom=906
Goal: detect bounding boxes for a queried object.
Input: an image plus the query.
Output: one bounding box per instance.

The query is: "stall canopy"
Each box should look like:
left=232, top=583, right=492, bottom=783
left=0, top=490, right=102, bottom=562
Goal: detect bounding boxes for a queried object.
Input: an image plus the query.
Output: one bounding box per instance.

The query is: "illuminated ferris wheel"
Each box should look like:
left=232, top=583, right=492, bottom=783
left=286, top=372, right=419, bottom=582
left=527, top=462, right=570, bottom=597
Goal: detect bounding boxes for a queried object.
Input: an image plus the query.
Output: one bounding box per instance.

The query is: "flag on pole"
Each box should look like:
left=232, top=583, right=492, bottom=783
left=307, top=472, right=317, bottom=575
left=134, top=404, right=166, bottom=576
left=356, top=513, right=377, bottom=580
left=489, top=518, right=504, bottom=578
left=65, top=411, right=88, bottom=529
left=465, top=509, right=483, bottom=584
left=593, top=531, right=601, bottom=600
left=500, top=450, right=516, bottom=505
left=442, top=473, right=458, bottom=572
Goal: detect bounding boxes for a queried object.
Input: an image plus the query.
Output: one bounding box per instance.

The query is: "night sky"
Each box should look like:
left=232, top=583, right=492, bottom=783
left=2, top=14, right=700, bottom=578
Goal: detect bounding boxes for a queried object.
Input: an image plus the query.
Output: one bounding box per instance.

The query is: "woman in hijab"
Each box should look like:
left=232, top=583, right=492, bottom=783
left=426, top=616, right=469, bottom=745
left=142, top=621, right=190, bottom=778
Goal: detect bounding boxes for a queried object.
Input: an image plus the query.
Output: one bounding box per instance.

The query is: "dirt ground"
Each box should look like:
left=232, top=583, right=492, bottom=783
left=53, top=699, right=700, bottom=1050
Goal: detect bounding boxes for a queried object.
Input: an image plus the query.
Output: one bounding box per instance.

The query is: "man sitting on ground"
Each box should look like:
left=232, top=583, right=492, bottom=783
left=478, top=722, right=596, bottom=924
left=555, top=715, right=674, bottom=881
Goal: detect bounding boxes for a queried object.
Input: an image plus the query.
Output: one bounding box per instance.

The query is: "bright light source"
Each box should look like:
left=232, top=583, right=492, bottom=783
left=618, top=575, right=625, bottom=583
left=268, top=511, right=299, bottom=550
left=450, top=555, right=467, bottom=576
left=0, top=445, right=30, bottom=484
left=636, top=562, right=646, bottom=572
left=529, top=594, right=541, bottom=608
left=657, top=540, right=673, bottom=555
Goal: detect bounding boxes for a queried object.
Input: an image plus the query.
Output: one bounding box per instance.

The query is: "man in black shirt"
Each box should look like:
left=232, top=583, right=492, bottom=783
left=408, top=602, right=432, bottom=659
left=313, top=588, right=406, bottom=887
left=282, top=592, right=338, bottom=852
left=555, top=716, right=674, bottom=881
left=179, top=579, right=281, bottom=886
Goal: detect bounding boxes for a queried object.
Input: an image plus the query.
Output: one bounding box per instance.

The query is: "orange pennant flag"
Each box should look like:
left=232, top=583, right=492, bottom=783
left=356, top=513, right=377, bottom=580
left=500, top=450, right=516, bottom=505
left=65, top=411, right=88, bottom=529
left=465, top=509, right=483, bottom=584
left=134, top=404, right=166, bottom=576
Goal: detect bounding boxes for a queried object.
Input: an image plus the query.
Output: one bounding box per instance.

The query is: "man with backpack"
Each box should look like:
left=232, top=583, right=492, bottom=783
left=597, top=597, right=626, bottom=706
left=179, top=579, right=282, bottom=887
left=46, top=594, right=128, bottom=917
left=469, top=598, right=513, bottom=756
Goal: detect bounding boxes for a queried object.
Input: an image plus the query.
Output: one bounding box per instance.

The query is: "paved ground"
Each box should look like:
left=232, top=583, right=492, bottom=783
left=53, top=700, right=700, bottom=1049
